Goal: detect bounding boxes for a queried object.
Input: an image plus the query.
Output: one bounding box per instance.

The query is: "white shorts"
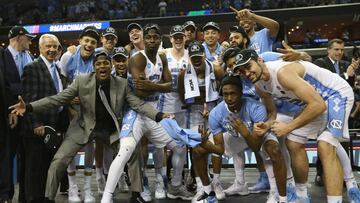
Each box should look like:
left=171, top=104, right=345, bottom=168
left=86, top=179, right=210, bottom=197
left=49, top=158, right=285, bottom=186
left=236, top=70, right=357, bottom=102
left=186, top=103, right=216, bottom=130
left=260, top=132, right=280, bottom=160
left=127, top=114, right=173, bottom=148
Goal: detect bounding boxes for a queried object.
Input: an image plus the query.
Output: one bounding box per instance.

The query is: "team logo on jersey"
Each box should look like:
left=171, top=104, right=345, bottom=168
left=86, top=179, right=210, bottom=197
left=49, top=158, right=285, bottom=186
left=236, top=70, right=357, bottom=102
left=330, top=119, right=342, bottom=129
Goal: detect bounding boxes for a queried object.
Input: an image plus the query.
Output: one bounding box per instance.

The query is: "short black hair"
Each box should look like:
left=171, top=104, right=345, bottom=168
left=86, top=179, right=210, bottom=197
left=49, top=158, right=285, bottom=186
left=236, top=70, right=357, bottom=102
left=220, top=74, right=243, bottom=95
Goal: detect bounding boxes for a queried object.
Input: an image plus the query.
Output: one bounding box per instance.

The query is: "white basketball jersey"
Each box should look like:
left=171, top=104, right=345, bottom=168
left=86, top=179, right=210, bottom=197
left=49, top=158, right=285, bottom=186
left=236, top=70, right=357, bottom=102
left=160, top=49, right=189, bottom=113
left=257, top=60, right=350, bottom=105
left=133, top=50, right=164, bottom=108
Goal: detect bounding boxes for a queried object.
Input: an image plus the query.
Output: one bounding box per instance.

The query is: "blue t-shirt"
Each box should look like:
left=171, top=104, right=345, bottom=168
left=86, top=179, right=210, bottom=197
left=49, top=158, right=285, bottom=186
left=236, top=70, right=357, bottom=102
left=209, top=98, right=267, bottom=137
left=248, top=28, right=274, bottom=54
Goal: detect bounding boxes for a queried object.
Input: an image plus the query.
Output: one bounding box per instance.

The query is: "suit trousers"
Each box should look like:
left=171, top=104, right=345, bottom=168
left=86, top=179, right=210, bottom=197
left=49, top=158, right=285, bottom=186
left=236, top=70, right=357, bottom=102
left=45, top=132, right=143, bottom=199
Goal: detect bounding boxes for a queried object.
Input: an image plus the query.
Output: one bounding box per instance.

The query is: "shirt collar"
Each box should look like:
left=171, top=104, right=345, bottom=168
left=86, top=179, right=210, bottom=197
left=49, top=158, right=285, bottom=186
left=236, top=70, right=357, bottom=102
left=7, top=45, right=20, bottom=58
left=328, top=56, right=337, bottom=65
left=40, top=55, right=55, bottom=69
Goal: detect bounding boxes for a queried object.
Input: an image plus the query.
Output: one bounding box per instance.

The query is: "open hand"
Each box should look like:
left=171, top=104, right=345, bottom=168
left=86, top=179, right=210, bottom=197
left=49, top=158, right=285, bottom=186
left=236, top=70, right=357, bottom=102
left=9, top=96, right=26, bottom=117
left=228, top=115, right=249, bottom=136
left=198, top=125, right=211, bottom=143
left=8, top=113, right=18, bottom=128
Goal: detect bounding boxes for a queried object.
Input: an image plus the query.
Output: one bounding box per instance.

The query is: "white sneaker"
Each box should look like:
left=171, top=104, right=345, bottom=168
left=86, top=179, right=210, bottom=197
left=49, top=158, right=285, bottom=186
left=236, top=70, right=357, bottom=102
left=140, top=186, right=152, bottom=202
left=192, top=187, right=208, bottom=203
left=97, top=174, right=106, bottom=194
left=118, top=173, right=129, bottom=193
left=212, top=181, right=226, bottom=200
left=68, top=185, right=81, bottom=203
left=84, top=191, right=96, bottom=203
left=266, top=191, right=279, bottom=203
left=224, top=181, right=249, bottom=196
left=100, top=192, right=113, bottom=203
left=155, top=178, right=166, bottom=199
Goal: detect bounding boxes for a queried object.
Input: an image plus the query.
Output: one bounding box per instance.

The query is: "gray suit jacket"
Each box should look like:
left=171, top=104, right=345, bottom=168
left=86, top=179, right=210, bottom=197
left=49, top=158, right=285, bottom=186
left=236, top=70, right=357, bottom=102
left=30, top=73, right=159, bottom=144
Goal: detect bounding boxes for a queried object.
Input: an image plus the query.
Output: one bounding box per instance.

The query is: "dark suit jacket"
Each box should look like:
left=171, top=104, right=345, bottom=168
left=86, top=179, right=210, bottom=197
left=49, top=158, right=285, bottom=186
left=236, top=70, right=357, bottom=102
left=21, top=57, right=67, bottom=137
left=0, top=47, right=9, bottom=143
left=2, top=48, right=24, bottom=107
left=30, top=73, right=159, bottom=144
left=313, top=56, right=354, bottom=86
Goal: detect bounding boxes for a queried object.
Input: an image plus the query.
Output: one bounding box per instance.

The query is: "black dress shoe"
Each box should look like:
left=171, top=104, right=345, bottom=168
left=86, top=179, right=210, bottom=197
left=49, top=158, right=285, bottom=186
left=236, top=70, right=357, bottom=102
left=43, top=198, right=55, bottom=203
left=130, top=193, right=147, bottom=203
left=197, top=191, right=209, bottom=201
left=0, top=198, right=12, bottom=203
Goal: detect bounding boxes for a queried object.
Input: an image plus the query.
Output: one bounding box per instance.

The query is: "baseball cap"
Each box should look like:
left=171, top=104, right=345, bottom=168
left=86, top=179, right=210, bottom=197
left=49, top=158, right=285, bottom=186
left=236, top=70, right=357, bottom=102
left=233, top=49, right=258, bottom=70
left=94, top=50, right=111, bottom=63
left=222, top=47, right=241, bottom=62
left=170, top=25, right=185, bottom=36
left=43, top=126, right=63, bottom=150
left=188, top=41, right=205, bottom=58
left=8, top=26, right=36, bottom=39
left=102, top=27, right=117, bottom=38
left=183, top=21, right=197, bottom=30
left=202, top=21, right=220, bottom=31
left=127, top=23, right=142, bottom=32
left=80, top=26, right=100, bottom=42
left=112, top=46, right=129, bottom=59
left=143, top=23, right=161, bottom=36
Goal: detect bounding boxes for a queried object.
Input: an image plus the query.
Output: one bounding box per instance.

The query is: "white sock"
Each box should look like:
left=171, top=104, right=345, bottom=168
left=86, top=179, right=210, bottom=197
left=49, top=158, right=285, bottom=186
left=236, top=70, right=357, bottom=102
left=336, top=144, right=358, bottom=190
left=171, top=146, right=186, bottom=187
left=103, top=137, right=136, bottom=195
left=101, top=191, right=113, bottom=202
left=68, top=174, right=77, bottom=188
left=264, top=159, right=277, bottom=192
left=213, top=173, right=220, bottom=183
left=84, top=175, right=92, bottom=193
left=327, top=195, right=342, bottom=203
left=203, top=184, right=211, bottom=194
left=96, top=167, right=103, bottom=180
left=233, top=152, right=245, bottom=184
left=161, top=166, right=167, bottom=177
left=279, top=195, right=287, bottom=203
left=295, top=183, right=308, bottom=197
left=196, top=177, right=203, bottom=188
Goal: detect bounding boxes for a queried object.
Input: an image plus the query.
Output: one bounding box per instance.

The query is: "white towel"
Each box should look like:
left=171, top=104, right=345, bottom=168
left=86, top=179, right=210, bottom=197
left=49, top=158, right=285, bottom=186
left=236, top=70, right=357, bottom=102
left=184, top=60, right=219, bottom=102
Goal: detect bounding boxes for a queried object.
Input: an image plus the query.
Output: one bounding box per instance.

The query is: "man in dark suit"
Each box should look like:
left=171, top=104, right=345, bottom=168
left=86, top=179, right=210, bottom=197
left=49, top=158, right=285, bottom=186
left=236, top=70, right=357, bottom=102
left=21, top=33, right=67, bottom=203
left=314, top=38, right=359, bottom=86
left=10, top=50, right=171, bottom=203
left=0, top=46, right=12, bottom=203
left=0, top=26, right=35, bottom=203
left=313, top=38, right=360, bottom=186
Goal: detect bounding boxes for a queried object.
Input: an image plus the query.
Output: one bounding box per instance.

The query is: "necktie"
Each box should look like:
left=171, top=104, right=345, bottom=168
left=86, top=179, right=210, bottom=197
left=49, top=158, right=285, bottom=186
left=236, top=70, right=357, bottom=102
left=16, top=53, right=23, bottom=77
left=334, top=61, right=340, bottom=75
left=51, top=64, right=60, bottom=93
left=98, top=85, right=120, bottom=132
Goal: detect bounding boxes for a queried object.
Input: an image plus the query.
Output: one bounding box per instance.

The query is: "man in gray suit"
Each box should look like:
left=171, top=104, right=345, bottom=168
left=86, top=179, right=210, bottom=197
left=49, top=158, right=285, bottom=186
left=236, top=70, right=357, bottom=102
left=10, top=51, right=170, bottom=203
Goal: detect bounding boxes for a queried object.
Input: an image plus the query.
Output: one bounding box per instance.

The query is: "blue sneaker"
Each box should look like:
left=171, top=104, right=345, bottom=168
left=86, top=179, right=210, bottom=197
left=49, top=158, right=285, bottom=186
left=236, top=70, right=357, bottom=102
left=286, top=183, right=297, bottom=202
left=348, top=187, right=360, bottom=203
left=207, top=191, right=218, bottom=203
left=249, top=173, right=270, bottom=193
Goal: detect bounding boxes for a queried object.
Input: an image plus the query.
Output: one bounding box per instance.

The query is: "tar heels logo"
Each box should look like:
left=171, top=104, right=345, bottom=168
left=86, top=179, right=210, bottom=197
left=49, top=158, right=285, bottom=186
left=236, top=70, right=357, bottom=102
left=330, top=119, right=342, bottom=129
left=235, top=54, right=243, bottom=63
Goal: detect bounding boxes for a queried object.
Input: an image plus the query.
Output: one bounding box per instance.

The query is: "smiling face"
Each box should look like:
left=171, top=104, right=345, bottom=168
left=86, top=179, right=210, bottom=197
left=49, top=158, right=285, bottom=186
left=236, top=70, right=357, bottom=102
left=39, top=35, right=60, bottom=63
left=203, top=28, right=220, bottom=47
left=190, top=55, right=204, bottom=69
left=239, top=19, right=255, bottom=33
left=129, top=28, right=143, bottom=44
left=170, top=33, right=185, bottom=50
left=184, top=26, right=196, bottom=42
left=237, top=59, right=264, bottom=83
left=79, top=36, right=98, bottom=59
left=112, top=55, right=128, bottom=78
left=229, top=32, right=246, bottom=49
left=222, top=84, right=242, bottom=112
left=101, top=35, right=118, bottom=51
left=94, top=55, right=112, bottom=81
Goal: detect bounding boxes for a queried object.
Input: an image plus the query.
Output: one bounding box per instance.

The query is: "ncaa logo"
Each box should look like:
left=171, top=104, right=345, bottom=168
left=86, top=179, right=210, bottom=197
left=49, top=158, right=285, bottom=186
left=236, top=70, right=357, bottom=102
left=106, top=27, right=115, bottom=33
left=191, top=45, right=201, bottom=52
